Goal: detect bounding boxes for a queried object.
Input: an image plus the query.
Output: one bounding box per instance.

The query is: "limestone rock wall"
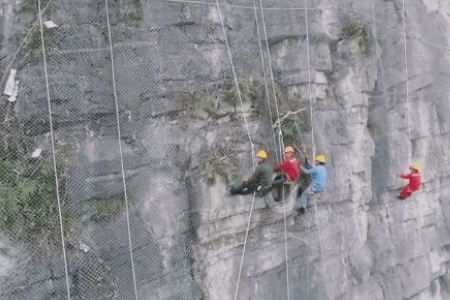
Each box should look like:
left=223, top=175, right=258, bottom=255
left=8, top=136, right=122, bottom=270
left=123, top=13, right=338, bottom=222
left=0, top=0, right=450, bottom=299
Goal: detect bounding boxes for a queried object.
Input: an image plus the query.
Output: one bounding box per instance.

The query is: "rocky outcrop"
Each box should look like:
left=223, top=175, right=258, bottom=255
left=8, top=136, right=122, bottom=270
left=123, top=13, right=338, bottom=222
left=1, top=0, right=450, bottom=299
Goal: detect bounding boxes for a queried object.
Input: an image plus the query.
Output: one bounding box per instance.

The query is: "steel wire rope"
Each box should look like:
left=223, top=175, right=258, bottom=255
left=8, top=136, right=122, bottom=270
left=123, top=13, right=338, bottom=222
left=258, top=0, right=299, bottom=216
left=302, top=1, right=326, bottom=297
left=214, top=1, right=257, bottom=299
left=104, top=1, right=139, bottom=299
left=252, top=0, right=280, bottom=162
left=253, top=0, right=290, bottom=298
left=37, top=1, right=71, bottom=299
left=400, top=0, right=429, bottom=263
left=401, top=0, right=412, bottom=163
left=303, top=0, right=323, bottom=257
left=259, top=0, right=285, bottom=153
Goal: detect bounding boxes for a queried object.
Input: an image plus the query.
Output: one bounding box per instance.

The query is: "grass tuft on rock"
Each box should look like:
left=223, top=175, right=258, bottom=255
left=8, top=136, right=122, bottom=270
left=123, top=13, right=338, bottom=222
left=94, top=198, right=123, bottom=224
left=0, top=150, right=68, bottom=244
left=341, top=20, right=373, bottom=55
left=21, top=0, right=51, bottom=12
left=224, top=79, right=257, bottom=112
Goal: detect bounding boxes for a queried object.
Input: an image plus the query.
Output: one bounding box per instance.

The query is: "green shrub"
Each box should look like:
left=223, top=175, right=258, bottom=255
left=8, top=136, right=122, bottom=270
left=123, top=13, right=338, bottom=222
left=182, top=92, right=218, bottom=118
left=94, top=198, right=123, bottom=224
left=131, top=0, right=143, bottom=21
left=0, top=151, right=66, bottom=243
left=25, top=27, right=50, bottom=64
left=21, top=0, right=51, bottom=12
left=224, top=79, right=257, bottom=112
left=341, top=20, right=373, bottom=55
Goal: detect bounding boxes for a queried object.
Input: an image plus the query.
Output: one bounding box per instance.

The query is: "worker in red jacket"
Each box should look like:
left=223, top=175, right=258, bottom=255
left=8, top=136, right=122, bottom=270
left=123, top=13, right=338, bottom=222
left=398, top=162, right=423, bottom=200
left=272, top=146, right=300, bottom=186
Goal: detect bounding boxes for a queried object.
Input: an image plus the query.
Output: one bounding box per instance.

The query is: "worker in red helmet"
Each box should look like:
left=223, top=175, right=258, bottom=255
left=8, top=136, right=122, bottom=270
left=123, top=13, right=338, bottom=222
left=398, top=162, right=423, bottom=200
left=272, top=146, right=300, bottom=186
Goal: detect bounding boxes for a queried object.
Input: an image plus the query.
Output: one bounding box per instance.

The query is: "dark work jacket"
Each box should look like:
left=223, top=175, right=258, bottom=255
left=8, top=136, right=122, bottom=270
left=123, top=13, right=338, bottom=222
left=247, top=161, right=273, bottom=188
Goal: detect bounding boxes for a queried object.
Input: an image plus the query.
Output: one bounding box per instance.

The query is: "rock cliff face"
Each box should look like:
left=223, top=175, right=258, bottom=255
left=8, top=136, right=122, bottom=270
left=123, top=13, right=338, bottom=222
left=1, top=0, right=450, bottom=299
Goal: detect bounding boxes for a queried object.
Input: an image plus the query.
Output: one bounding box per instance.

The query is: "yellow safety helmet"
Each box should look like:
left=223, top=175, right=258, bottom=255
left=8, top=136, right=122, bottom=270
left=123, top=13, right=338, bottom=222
left=315, top=154, right=326, bottom=163
left=412, top=162, right=422, bottom=170
left=284, top=146, right=294, bottom=153
left=256, top=151, right=267, bottom=159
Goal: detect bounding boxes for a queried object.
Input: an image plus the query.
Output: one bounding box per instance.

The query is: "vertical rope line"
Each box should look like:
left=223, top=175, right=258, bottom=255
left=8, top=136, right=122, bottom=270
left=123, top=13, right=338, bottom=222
left=401, top=0, right=428, bottom=264
left=252, top=1, right=289, bottom=298
left=304, top=0, right=322, bottom=244
left=306, top=209, right=313, bottom=299
left=283, top=208, right=290, bottom=299
left=233, top=192, right=256, bottom=300
left=303, top=2, right=315, bottom=160
left=259, top=0, right=285, bottom=153
left=304, top=0, right=323, bottom=277
left=401, top=0, right=412, bottom=163
left=216, top=0, right=255, bottom=166
left=104, top=1, right=139, bottom=299
left=214, top=1, right=257, bottom=299
left=252, top=0, right=280, bottom=162
left=38, top=1, right=71, bottom=299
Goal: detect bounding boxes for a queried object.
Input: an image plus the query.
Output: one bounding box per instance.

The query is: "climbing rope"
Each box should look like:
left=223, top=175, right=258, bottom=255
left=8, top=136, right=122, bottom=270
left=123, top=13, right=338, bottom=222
left=302, top=1, right=326, bottom=297
left=303, top=0, right=323, bottom=256
left=259, top=0, right=285, bottom=155
left=104, top=1, right=139, bottom=299
left=401, top=0, right=412, bottom=164
left=38, top=0, right=71, bottom=299
left=253, top=0, right=280, bottom=162
left=258, top=0, right=297, bottom=214
left=400, top=0, right=429, bottom=269
left=214, top=1, right=258, bottom=299
left=253, top=1, right=290, bottom=298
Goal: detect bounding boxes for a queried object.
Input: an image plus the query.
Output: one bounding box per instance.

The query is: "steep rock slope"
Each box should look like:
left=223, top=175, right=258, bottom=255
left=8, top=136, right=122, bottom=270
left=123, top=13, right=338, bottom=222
left=0, top=0, right=449, bottom=299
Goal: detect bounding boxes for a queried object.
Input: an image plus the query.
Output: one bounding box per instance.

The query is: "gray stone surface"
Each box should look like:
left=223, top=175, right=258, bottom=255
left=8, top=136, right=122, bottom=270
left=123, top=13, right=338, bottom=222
left=0, top=0, right=450, bottom=299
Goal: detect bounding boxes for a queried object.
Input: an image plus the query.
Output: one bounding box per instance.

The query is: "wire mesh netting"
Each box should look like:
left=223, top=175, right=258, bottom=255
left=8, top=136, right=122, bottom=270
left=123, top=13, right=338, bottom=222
left=1, top=0, right=449, bottom=299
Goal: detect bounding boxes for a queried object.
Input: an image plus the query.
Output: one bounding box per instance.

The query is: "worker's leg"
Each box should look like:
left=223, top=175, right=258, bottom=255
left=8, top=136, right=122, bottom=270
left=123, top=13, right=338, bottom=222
left=230, top=182, right=257, bottom=195
left=299, top=185, right=314, bottom=208
left=272, top=174, right=287, bottom=186
left=400, top=186, right=413, bottom=200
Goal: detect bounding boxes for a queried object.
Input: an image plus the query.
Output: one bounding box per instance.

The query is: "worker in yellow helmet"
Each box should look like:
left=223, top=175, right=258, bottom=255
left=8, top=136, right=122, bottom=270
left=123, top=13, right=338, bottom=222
left=228, top=150, right=273, bottom=196
left=398, top=162, right=423, bottom=200
left=297, top=154, right=328, bottom=214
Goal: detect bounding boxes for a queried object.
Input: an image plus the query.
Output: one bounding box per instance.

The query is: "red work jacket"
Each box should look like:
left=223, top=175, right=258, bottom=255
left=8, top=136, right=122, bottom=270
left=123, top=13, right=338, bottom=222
left=399, top=172, right=422, bottom=190
left=275, top=157, right=300, bottom=182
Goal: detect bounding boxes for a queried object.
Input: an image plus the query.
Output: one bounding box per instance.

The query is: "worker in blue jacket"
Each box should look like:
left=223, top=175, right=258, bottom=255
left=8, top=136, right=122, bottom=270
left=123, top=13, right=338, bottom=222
left=298, top=154, right=327, bottom=214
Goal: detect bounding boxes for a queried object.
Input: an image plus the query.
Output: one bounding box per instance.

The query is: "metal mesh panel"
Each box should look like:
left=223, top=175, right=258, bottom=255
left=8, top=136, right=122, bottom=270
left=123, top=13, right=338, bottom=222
left=1, top=0, right=447, bottom=299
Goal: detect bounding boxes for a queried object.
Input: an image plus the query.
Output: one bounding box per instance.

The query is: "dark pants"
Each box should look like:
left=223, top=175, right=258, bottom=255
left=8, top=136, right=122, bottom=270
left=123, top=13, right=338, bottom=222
left=271, top=174, right=288, bottom=202
left=230, top=182, right=272, bottom=197
left=272, top=174, right=287, bottom=186
left=230, top=182, right=259, bottom=195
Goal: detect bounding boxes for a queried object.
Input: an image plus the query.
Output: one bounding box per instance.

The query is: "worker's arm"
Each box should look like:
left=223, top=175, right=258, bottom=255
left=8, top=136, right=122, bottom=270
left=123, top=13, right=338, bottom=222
left=302, top=166, right=316, bottom=175
left=275, top=161, right=288, bottom=172
left=399, top=172, right=411, bottom=179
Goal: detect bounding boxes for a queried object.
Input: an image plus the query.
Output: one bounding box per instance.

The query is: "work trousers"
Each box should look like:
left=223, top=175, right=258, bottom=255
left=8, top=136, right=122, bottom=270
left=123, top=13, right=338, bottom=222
left=400, top=185, right=419, bottom=200
left=230, top=182, right=259, bottom=195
